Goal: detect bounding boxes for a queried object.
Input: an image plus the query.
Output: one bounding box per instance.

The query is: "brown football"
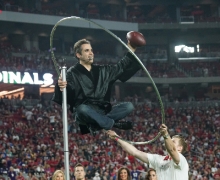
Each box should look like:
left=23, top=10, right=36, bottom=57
left=126, top=31, right=146, bottom=47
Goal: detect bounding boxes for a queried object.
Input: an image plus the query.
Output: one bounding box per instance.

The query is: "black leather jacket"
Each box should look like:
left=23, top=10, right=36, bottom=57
left=52, top=52, right=141, bottom=109
left=52, top=52, right=141, bottom=133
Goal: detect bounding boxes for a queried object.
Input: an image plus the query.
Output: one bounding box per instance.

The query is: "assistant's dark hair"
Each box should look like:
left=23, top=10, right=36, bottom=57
left=73, top=39, right=91, bottom=59
left=116, top=167, right=131, bottom=180
left=172, top=135, right=188, bottom=153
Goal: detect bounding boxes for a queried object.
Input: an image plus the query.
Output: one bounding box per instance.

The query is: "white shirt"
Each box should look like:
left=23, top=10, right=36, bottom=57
left=93, top=176, right=101, bottom=180
left=25, top=111, right=33, bottom=120
left=147, top=153, right=189, bottom=180
left=13, top=168, right=20, bottom=173
left=49, top=116, right=55, bottom=123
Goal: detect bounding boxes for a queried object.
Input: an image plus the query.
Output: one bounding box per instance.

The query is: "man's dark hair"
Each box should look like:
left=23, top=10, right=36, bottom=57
left=172, top=135, right=187, bottom=153
left=74, top=163, right=85, bottom=172
left=73, top=39, right=91, bottom=59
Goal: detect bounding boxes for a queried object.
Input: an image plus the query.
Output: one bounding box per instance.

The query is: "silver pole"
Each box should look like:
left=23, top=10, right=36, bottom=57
left=61, top=65, right=70, bottom=180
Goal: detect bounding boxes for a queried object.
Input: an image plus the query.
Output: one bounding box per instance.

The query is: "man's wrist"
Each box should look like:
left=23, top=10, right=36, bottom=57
left=163, top=134, right=170, bottom=139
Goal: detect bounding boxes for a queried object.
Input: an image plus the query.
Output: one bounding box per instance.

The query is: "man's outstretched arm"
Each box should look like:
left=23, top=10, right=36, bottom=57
left=107, top=130, right=149, bottom=164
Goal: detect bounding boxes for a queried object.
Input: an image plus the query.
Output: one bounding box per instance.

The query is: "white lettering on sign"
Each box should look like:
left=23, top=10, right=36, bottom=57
left=0, top=71, right=54, bottom=85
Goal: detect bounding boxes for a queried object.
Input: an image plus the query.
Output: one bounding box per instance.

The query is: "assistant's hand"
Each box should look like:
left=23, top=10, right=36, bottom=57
left=106, top=130, right=119, bottom=139
left=159, top=124, right=169, bottom=137
left=127, top=40, right=137, bottom=52
left=58, top=76, right=67, bottom=91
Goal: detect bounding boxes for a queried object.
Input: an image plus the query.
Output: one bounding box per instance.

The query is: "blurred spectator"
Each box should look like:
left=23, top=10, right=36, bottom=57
left=203, top=67, right=208, bottom=77
left=131, top=166, right=140, bottom=180
left=116, top=167, right=131, bottom=180
left=16, top=172, right=25, bottom=180
left=145, top=169, right=157, bottom=180
left=52, top=170, right=65, bottom=180
left=214, top=169, right=220, bottom=180
left=8, top=166, right=16, bottom=180
left=93, top=172, right=100, bottom=180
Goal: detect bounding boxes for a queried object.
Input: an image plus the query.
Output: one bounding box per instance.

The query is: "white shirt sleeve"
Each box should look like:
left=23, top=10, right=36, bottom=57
left=147, top=153, right=162, bottom=169
left=173, top=152, right=188, bottom=170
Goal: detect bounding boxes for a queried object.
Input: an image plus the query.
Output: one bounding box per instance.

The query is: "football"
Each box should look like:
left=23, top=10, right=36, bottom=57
left=126, top=31, right=146, bottom=47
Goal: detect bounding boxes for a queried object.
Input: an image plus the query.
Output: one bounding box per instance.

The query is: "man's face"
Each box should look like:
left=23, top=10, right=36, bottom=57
left=172, top=137, right=183, bottom=153
left=76, top=44, right=94, bottom=66
left=74, top=166, right=86, bottom=180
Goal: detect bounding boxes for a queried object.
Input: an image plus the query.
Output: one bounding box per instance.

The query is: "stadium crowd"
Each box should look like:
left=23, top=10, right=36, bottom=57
left=0, top=94, right=219, bottom=180
left=1, top=0, right=220, bottom=24
left=1, top=42, right=220, bottom=78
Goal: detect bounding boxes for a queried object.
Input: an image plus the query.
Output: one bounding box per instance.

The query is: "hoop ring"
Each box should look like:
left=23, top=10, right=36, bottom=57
left=50, top=16, right=165, bottom=145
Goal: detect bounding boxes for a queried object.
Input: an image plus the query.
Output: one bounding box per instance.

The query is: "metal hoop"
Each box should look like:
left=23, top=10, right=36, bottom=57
left=50, top=16, right=165, bottom=145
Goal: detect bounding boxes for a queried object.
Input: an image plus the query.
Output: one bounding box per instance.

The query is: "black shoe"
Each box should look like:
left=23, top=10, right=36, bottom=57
left=87, top=125, right=97, bottom=137
left=113, top=121, right=133, bottom=130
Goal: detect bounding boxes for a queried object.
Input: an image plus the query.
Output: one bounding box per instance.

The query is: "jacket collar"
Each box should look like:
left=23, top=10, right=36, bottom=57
left=75, top=62, right=92, bottom=73
left=74, top=63, right=99, bottom=87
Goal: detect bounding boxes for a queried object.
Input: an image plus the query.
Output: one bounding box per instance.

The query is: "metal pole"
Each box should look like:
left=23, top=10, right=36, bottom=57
left=61, top=65, right=70, bottom=180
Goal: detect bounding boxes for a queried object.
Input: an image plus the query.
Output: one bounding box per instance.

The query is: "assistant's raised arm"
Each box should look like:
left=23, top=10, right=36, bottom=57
left=107, top=130, right=149, bottom=164
left=160, top=124, right=180, bottom=164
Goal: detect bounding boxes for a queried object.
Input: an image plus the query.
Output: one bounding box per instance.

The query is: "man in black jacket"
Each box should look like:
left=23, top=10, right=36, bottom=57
left=52, top=38, right=141, bottom=136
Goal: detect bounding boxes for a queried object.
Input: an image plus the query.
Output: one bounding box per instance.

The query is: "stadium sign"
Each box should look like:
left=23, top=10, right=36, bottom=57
left=0, top=71, right=53, bottom=85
